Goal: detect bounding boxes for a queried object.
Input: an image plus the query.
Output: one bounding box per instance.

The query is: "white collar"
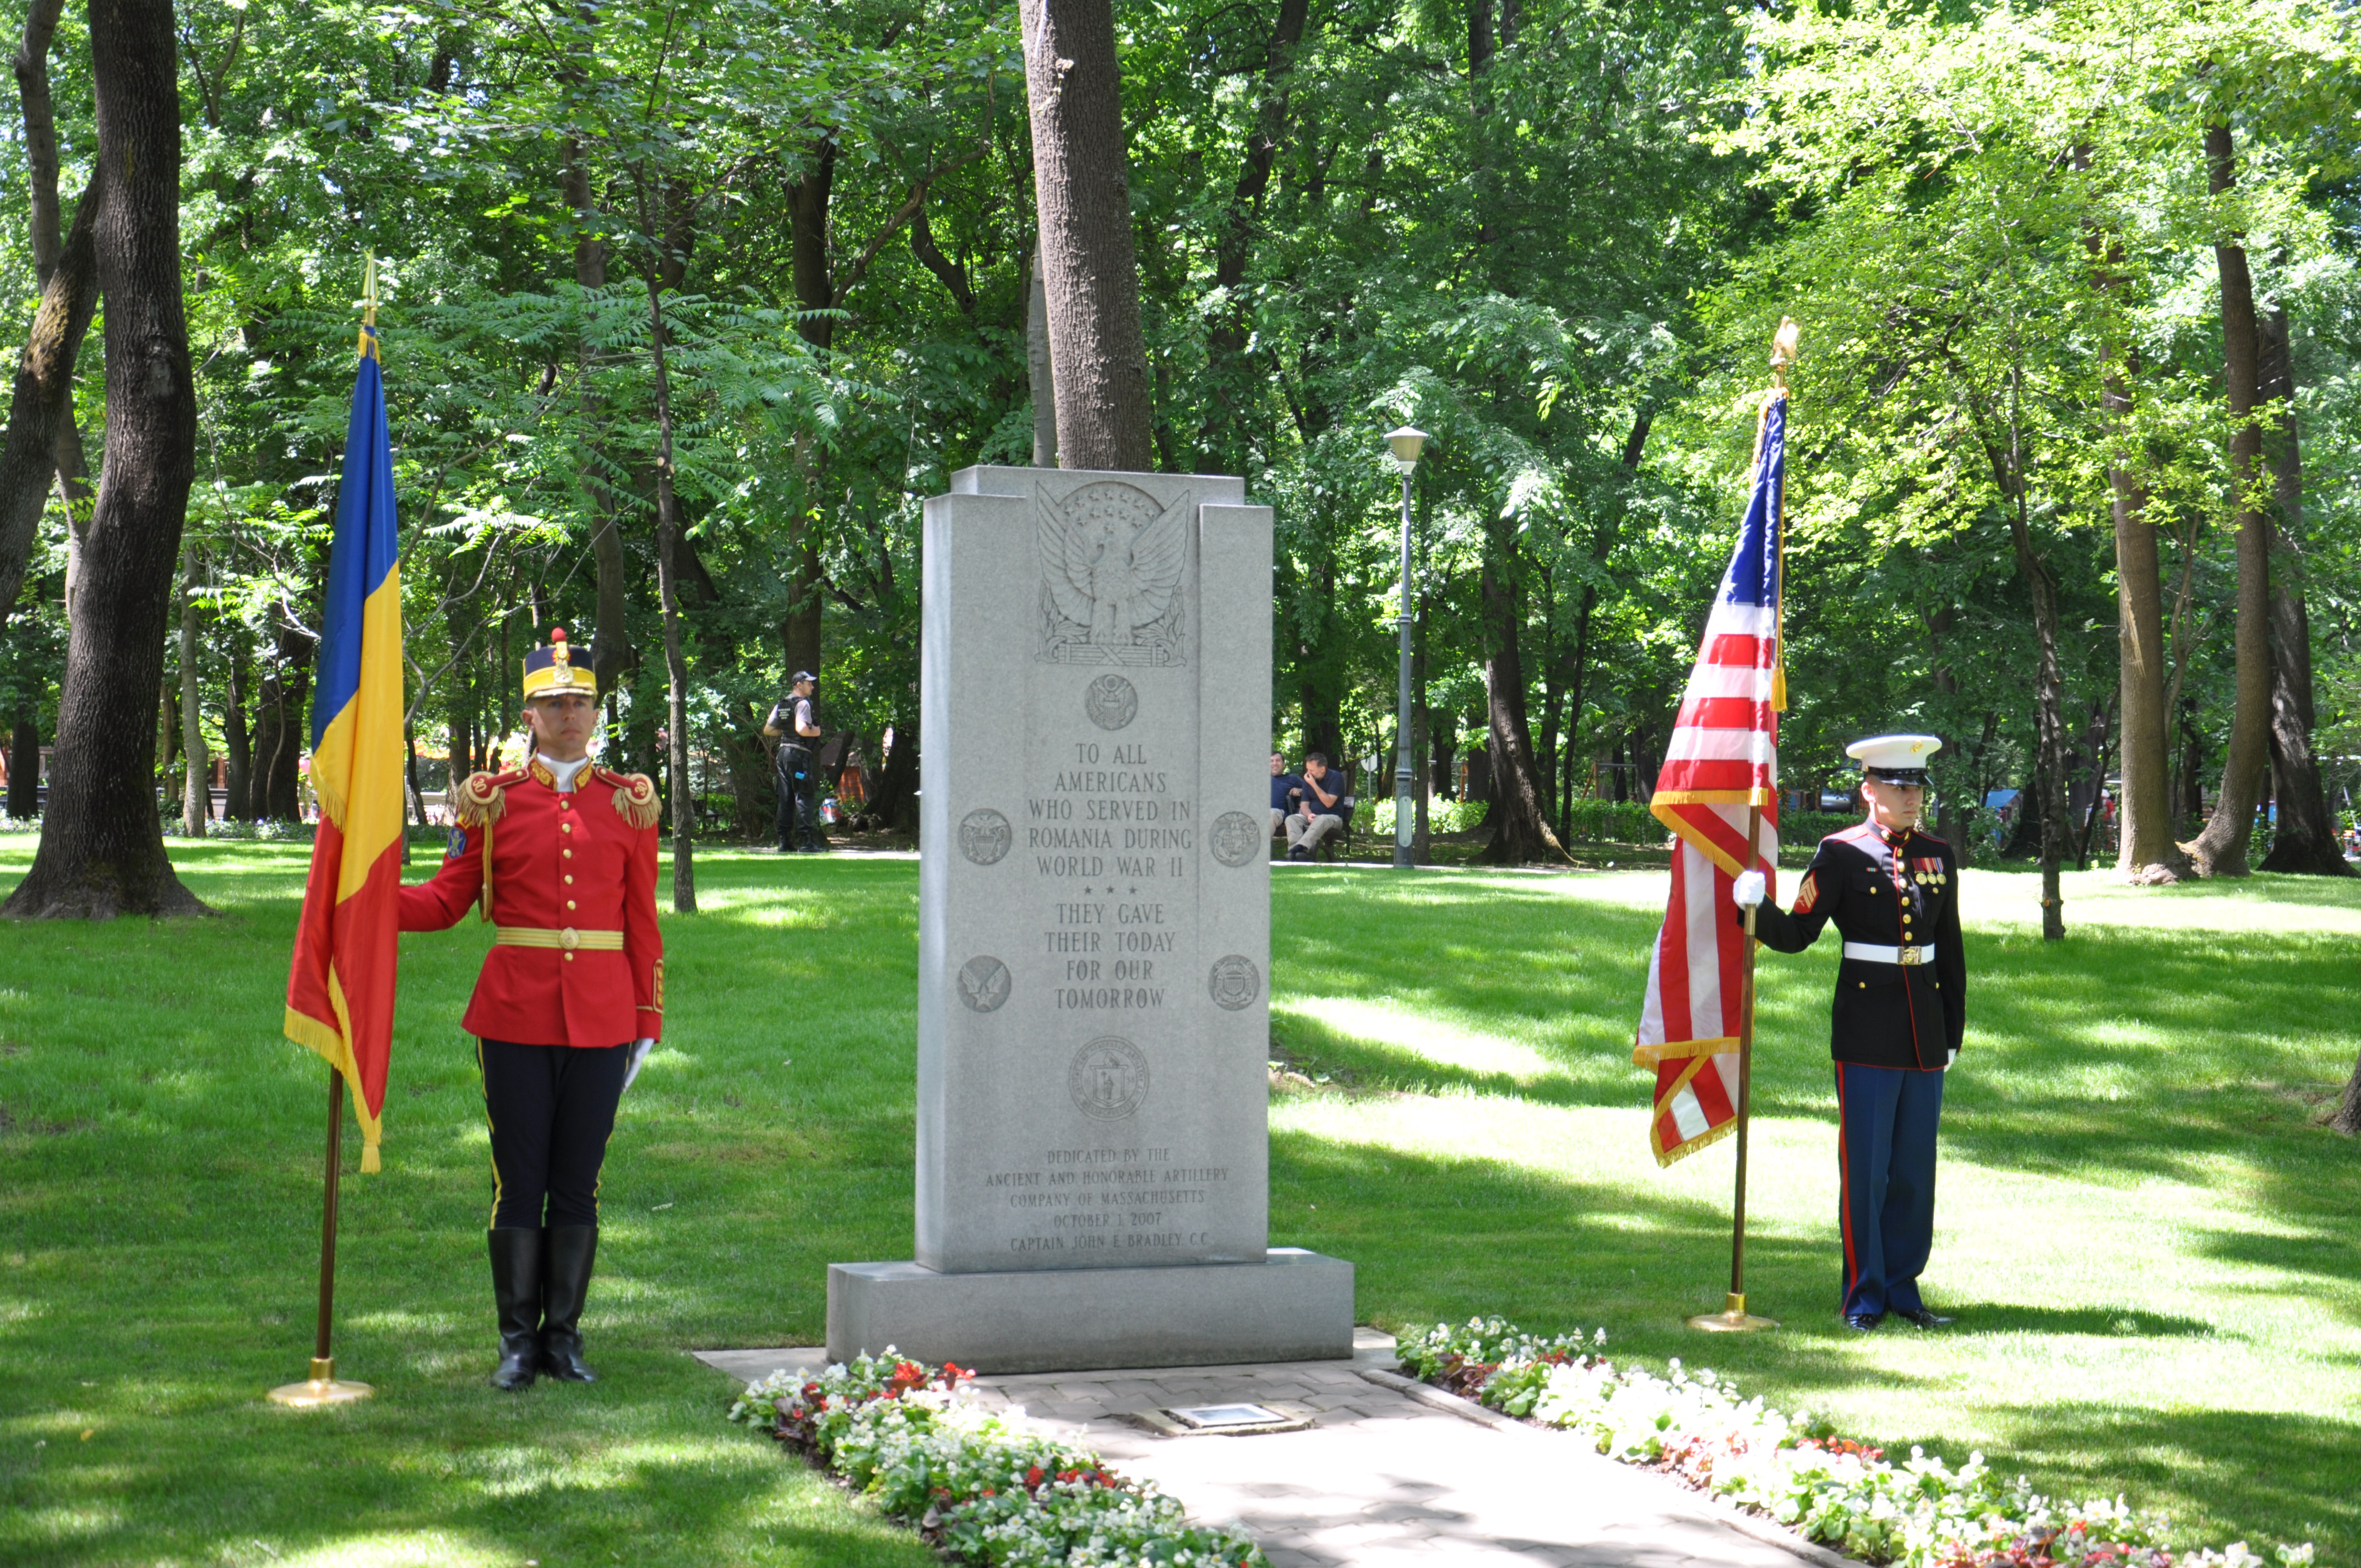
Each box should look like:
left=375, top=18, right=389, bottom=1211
left=540, top=754, right=592, bottom=793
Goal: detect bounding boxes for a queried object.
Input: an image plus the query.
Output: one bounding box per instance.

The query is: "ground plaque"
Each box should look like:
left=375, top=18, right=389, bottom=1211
left=826, top=464, right=1354, bottom=1373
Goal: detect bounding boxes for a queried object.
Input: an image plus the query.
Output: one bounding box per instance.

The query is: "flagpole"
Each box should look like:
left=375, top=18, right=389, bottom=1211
left=1690, top=320, right=1798, bottom=1337
left=269, top=259, right=383, bottom=1408
left=1688, top=797, right=1776, bottom=1332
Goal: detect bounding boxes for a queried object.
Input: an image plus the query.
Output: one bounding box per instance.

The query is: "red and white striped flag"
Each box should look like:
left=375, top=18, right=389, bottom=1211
left=1634, top=390, right=1787, bottom=1167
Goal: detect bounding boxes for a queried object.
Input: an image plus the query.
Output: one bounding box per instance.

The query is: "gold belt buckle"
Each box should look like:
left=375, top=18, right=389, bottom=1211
left=1898, top=944, right=1923, bottom=966
left=559, top=927, right=580, bottom=952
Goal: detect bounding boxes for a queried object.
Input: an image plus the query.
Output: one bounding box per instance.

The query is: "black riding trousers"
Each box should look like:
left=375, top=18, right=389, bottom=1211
left=477, top=1038, right=628, bottom=1229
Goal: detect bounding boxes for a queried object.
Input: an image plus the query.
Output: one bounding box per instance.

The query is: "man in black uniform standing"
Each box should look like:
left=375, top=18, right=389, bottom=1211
left=764, top=671, right=825, bottom=852
left=1734, top=734, right=1963, bottom=1332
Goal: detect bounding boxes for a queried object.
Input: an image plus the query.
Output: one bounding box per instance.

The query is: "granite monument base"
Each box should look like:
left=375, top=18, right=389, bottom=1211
left=826, top=1248, right=1353, bottom=1373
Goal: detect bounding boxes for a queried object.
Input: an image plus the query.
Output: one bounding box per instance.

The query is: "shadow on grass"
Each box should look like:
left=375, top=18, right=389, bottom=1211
left=1986, top=1403, right=2359, bottom=1559
left=1934, top=1304, right=2218, bottom=1338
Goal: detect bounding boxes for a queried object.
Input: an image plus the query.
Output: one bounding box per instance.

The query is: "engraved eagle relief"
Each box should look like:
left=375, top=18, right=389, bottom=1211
left=1037, top=481, right=1191, bottom=666
left=958, top=956, right=1012, bottom=1013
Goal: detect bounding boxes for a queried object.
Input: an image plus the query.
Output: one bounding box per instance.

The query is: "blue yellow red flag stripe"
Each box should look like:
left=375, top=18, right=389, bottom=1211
left=285, top=321, right=404, bottom=1172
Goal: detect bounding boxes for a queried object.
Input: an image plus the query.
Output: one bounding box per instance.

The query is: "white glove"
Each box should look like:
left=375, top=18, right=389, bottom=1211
left=1733, top=870, right=1767, bottom=910
left=622, top=1037, right=656, bottom=1092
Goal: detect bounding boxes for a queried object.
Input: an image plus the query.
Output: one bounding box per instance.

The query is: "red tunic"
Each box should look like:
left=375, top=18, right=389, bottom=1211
left=399, top=761, right=664, bottom=1047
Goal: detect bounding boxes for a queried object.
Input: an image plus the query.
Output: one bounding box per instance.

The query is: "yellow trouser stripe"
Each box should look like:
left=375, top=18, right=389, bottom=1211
left=476, top=1037, right=502, bottom=1231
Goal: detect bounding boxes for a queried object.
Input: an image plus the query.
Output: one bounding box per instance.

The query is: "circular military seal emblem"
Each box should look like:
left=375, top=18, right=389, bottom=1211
left=1069, top=1036, right=1149, bottom=1121
left=1210, top=811, right=1260, bottom=867
left=1084, top=673, right=1139, bottom=731
left=958, top=808, right=1012, bottom=865
left=1208, top=955, right=1261, bottom=1011
left=957, top=956, right=1011, bottom=1013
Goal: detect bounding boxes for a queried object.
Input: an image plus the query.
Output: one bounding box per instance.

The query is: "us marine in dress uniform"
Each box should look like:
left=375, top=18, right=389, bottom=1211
left=400, top=628, right=664, bottom=1389
left=1734, top=734, right=1963, bottom=1331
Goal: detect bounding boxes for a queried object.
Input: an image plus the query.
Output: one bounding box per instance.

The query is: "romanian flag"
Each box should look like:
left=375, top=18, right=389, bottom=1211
left=1632, top=384, right=1786, bottom=1166
left=285, top=320, right=403, bottom=1173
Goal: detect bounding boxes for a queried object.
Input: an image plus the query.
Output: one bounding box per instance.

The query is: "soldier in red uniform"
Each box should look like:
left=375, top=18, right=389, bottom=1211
left=401, top=629, right=663, bottom=1390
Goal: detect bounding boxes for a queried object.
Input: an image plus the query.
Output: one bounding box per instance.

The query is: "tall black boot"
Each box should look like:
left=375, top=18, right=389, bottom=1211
left=540, top=1226, right=600, bottom=1382
left=487, top=1229, right=542, bottom=1391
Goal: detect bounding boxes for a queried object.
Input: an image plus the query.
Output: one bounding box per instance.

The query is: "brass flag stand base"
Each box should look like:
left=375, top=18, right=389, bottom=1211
left=268, top=1356, right=374, bottom=1408
left=1688, top=1292, right=1780, bottom=1333
left=268, top=1069, right=374, bottom=1409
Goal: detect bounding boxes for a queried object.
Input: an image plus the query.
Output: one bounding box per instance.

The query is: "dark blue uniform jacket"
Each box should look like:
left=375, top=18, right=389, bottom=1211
left=1747, top=823, right=1966, bottom=1071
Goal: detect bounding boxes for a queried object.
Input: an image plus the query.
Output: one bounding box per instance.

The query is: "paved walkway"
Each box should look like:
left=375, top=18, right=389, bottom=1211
left=695, top=1333, right=1849, bottom=1568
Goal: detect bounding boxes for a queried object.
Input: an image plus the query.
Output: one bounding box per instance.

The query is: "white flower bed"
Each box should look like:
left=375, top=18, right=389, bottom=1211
left=728, top=1350, right=1265, bottom=1568
left=1399, top=1318, right=2315, bottom=1568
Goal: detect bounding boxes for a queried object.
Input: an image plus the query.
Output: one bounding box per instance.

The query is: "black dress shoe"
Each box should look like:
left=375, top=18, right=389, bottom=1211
left=1843, top=1311, right=1884, bottom=1331
left=487, top=1228, right=542, bottom=1391
left=1895, top=1308, right=1952, bottom=1328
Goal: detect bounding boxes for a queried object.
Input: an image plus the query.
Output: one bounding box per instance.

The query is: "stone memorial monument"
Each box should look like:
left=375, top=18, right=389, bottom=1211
left=826, top=465, right=1354, bottom=1373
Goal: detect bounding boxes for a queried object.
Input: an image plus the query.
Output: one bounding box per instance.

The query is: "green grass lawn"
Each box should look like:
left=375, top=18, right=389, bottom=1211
left=1, top=838, right=2355, bottom=1566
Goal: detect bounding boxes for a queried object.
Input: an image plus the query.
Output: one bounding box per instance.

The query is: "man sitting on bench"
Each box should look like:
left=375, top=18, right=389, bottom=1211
left=1286, top=753, right=1350, bottom=861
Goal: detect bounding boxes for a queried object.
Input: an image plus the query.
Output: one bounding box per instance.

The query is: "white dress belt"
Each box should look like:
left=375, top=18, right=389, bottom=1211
left=1841, top=941, right=1938, bottom=966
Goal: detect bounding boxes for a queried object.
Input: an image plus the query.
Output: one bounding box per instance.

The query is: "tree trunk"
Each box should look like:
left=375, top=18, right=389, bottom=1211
left=2253, top=307, right=2349, bottom=876
left=872, top=710, right=920, bottom=835
left=2186, top=123, right=2272, bottom=879
left=1476, top=521, right=1564, bottom=864
left=1969, top=358, right=2069, bottom=938
left=3, top=0, right=203, bottom=918
left=0, top=161, right=101, bottom=634
left=2103, top=361, right=2184, bottom=881
left=559, top=97, right=634, bottom=707
left=1535, top=564, right=1562, bottom=829
left=1018, top=0, right=1155, bottom=471
left=403, top=720, right=424, bottom=827
left=176, top=540, right=207, bottom=836
left=2076, top=694, right=2115, bottom=871
left=1027, top=248, right=1058, bottom=467
left=254, top=621, right=314, bottom=819
left=444, top=614, right=474, bottom=793
left=2006, top=499, right=2069, bottom=939
left=1196, top=0, right=1312, bottom=470
left=643, top=262, right=696, bottom=913
left=221, top=643, right=251, bottom=819
left=558, top=6, right=637, bottom=715
left=2333, top=1048, right=2361, bottom=1137
left=780, top=140, right=835, bottom=681
left=9, top=0, right=95, bottom=628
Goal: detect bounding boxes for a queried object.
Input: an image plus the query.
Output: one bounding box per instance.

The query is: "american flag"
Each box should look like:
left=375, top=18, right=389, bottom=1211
left=1634, top=389, right=1786, bottom=1167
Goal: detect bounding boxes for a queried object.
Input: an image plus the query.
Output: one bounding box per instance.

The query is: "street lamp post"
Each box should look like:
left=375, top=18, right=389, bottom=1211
left=1385, top=427, right=1429, bottom=868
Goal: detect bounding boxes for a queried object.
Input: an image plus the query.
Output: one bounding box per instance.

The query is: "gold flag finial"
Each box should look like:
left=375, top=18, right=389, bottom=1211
left=1767, top=315, right=1798, bottom=715
left=356, top=257, right=380, bottom=360
left=1769, top=318, right=1800, bottom=388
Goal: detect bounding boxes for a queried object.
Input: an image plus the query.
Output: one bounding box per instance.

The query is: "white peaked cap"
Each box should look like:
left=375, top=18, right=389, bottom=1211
left=1845, top=733, right=1942, bottom=780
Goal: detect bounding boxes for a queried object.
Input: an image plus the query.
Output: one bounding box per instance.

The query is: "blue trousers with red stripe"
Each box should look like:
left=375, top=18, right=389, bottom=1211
left=1835, top=1063, right=1944, bottom=1318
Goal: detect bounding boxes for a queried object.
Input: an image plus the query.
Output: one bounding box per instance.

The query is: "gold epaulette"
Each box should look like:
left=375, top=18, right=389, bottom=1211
left=599, top=767, right=661, bottom=830
left=451, top=769, right=523, bottom=830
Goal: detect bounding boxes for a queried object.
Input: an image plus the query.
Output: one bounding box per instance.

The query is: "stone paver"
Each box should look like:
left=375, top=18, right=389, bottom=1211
left=695, top=1330, right=1849, bottom=1568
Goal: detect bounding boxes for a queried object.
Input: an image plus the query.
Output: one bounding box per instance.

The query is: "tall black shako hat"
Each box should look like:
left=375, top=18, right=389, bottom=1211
left=1847, top=733, right=1940, bottom=787
left=523, top=627, right=596, bottom=701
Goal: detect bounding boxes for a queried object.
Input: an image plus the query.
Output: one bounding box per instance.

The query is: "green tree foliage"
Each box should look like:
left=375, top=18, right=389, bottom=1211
left=0, top=0, right=2354, bottom=884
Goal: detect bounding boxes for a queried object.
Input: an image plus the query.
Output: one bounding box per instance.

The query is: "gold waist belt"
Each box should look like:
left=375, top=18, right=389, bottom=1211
left=494, top=925, right=624, bottom=952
